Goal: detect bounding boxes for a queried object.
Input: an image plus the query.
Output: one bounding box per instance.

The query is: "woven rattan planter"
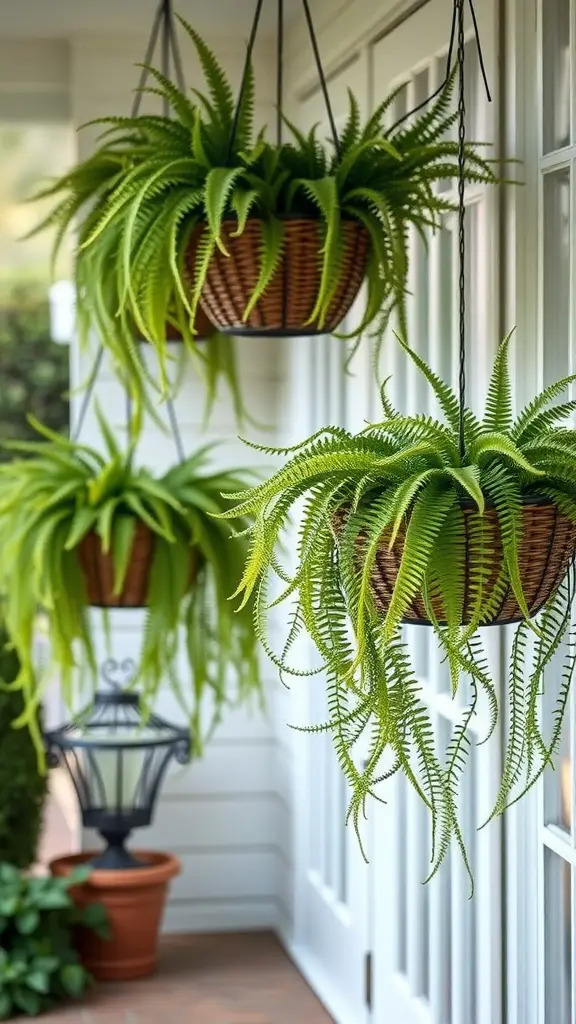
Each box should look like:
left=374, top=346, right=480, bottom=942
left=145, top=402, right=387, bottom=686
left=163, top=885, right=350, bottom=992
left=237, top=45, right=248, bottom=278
left=335, top=497, right=576, bottom=627
left=78, top=523, right=197, bottom=609
left=193, top=216, right=371, bottom=337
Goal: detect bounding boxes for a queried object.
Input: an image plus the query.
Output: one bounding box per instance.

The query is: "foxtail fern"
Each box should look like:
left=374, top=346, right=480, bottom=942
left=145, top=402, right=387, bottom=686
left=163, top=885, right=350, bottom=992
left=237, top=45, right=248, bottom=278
left=222, top=333, right=576, bottom=885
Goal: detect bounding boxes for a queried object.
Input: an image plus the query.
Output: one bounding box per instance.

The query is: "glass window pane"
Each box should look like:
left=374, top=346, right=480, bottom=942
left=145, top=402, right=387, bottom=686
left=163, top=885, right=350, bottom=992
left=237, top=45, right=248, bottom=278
left=544, top=641, right=571, bottom=832
left=543, top=0, right=571, bottom=154
left=544, top=848, right=572, bottom=1024
left=543, top=168, right=571, bottom=392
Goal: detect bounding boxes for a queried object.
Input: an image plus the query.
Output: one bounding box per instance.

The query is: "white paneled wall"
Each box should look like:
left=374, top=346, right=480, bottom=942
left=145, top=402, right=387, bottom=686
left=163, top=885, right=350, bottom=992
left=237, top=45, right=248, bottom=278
left=67, top=30, right=287, bottom=933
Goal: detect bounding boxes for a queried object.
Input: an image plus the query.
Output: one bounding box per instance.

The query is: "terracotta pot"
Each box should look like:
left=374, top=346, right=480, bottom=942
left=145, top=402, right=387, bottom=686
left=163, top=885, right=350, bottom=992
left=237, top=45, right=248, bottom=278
left=191, top=216, right=371, bottom=337
left=50, top=851, right=180, bottom=982
left=77, top=523, right=198, bottom=609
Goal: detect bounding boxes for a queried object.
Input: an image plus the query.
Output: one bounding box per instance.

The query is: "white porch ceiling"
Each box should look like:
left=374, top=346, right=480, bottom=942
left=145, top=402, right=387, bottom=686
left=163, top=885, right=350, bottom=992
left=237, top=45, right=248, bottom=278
left=0, top=0, right=300, bottom=40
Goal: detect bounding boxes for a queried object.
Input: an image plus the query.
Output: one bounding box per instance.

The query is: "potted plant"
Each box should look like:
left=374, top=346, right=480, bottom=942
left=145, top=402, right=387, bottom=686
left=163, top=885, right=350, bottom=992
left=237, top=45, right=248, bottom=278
left=0, top=621, right=47, bottom=866
left=0, top=410, right=261, bottom=757
left=0, top=862, right=108, bottom=1020
left=222, top=332, right=576, bottom=884
left=30, top=17, right=497, bottom=352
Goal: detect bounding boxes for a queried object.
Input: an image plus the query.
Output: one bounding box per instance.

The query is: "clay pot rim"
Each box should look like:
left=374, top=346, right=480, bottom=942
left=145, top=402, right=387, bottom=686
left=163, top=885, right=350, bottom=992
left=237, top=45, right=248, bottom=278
left=49, top=851, right=180, bottom=889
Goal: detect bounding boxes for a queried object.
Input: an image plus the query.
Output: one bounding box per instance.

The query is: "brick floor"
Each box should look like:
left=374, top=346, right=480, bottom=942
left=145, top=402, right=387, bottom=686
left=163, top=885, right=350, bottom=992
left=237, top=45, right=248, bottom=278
left=41, top=932, right=334, bottom=1023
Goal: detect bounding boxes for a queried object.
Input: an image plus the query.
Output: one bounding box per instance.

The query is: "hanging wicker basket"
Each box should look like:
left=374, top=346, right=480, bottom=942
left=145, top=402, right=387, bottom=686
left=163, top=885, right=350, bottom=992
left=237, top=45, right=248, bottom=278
left=335, top=497, right=576, bottom=627
left=78, top=523, right=197, bottom=609
left=193, top=217, right=371, bottom=337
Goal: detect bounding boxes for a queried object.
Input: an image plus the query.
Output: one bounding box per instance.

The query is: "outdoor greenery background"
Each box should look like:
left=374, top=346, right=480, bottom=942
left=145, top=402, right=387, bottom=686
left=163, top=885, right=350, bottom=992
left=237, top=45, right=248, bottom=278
left=0, top=121, right=73, bottom=865
left=0, top=122, right=74, bottom=448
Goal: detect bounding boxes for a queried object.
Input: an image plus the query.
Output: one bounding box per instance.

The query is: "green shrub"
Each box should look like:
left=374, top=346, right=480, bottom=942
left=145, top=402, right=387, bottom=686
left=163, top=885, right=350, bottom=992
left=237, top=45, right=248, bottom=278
left=0, top=624, right=47, bottom=869
left=0, top=863, right=108, bottom=1019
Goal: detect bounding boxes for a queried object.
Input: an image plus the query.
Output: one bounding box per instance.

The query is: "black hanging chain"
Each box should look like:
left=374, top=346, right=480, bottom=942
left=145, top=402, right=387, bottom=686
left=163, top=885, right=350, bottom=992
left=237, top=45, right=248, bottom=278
left=74, top=0, right=186, bottom=466
left=456, top=0, right=467, bottom=461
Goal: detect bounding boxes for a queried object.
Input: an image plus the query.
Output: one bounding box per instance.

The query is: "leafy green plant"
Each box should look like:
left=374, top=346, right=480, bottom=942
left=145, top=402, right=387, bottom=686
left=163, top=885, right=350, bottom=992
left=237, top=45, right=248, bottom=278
left=0, top=620, right=48, bottom=867
left=29, top=17, right=498, bottom=373
left=0, top=862, right=108, bottom=1019
left=0, top=411, right=262, bottom=760
left=223, top=332, right=576, bottom=885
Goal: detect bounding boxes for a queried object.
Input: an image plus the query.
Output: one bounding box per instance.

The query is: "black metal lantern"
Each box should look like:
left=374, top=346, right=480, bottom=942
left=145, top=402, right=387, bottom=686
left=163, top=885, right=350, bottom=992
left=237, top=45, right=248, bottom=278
left=45, top=659, right=191, bottom=871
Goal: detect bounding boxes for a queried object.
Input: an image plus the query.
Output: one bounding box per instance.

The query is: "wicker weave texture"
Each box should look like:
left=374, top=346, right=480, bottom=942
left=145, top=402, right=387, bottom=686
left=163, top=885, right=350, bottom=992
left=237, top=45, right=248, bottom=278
left=337, top=501, right=576, bottom=626
left=195, top=218, right=370, bottom=335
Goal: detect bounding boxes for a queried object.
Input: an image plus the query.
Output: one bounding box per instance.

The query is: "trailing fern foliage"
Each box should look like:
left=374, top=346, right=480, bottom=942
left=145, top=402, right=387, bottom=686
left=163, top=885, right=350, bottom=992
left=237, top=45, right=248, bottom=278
left=0, top=412, right=262, bottom=761
left=29, top=17, right=499, bottom=376
left=222, top=333, right=576, bottom=885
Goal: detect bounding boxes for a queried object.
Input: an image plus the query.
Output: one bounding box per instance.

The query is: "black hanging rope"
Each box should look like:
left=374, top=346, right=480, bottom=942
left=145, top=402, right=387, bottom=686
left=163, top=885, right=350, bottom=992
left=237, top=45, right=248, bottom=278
left=300, top=0, right=340, bottom=157
left=167, top=4, right=187, bottom=92
left=73, top=345, right=104, bottom=441
left=456, top=0, right=467, bottom=461
left=386, top=0, right=491, bottom=460
left=390, top=0, right=490, bottom=135
left=227, top=0, right=265, bottom=161
left=229, top=0, right=340, bottom=158
left=162, top=0, right=171, bottom=115
left=73, top=0, right=186, bottom=465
